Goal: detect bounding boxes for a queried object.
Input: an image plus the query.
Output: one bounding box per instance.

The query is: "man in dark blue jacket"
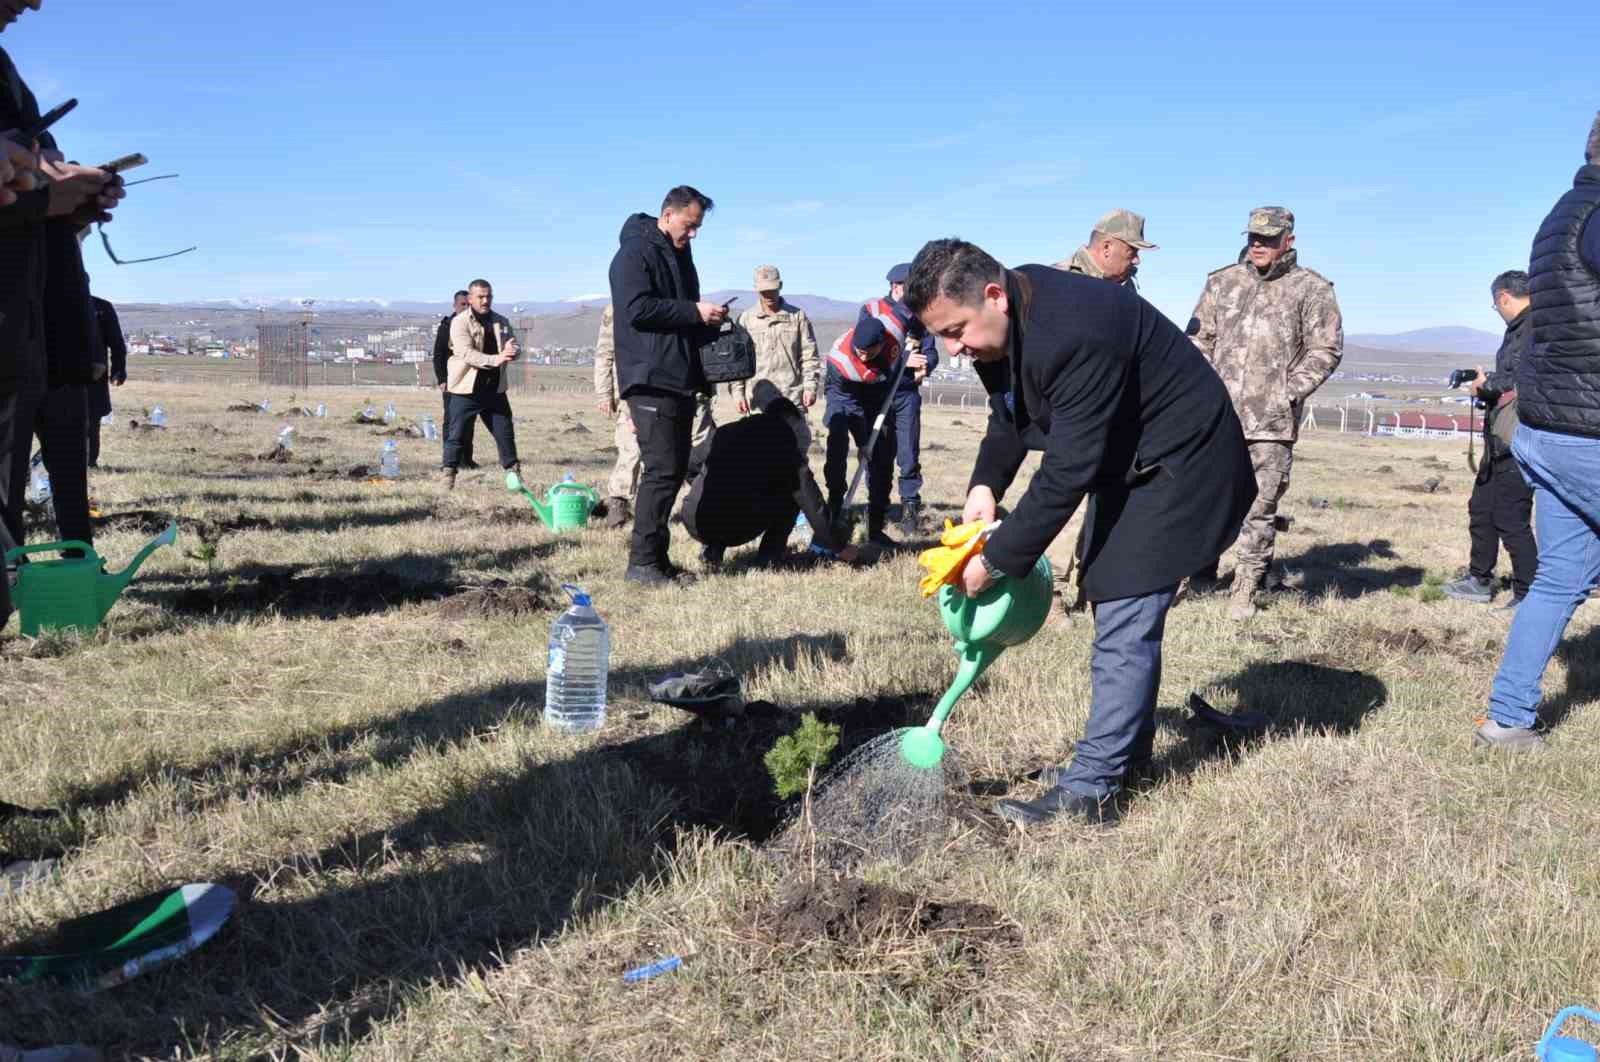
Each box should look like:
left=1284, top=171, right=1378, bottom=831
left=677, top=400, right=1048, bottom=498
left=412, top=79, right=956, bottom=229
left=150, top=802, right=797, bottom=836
left=884, top=263, right=938, bottom=533
left=607, top=186, right=728, bottom=587
left=907, top=238, right=1254, bottom=825
left=1477, top=112, right=1600, bottom=752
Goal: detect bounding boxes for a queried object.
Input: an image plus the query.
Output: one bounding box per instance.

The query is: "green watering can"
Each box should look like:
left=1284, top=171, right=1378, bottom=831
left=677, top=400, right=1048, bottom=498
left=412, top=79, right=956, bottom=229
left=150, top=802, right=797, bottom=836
left=901, top=553, right=1054, bottom=770
left=4, top=523, right=178, bottom=636
left=506, top=471, right=600, bottom=531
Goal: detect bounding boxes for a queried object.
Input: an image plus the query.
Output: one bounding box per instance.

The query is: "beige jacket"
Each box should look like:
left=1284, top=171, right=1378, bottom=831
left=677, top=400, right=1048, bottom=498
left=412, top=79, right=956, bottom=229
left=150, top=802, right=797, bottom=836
left=593, top=304, right=618, bottom=401
left=448, top=310, right=518, bottom=396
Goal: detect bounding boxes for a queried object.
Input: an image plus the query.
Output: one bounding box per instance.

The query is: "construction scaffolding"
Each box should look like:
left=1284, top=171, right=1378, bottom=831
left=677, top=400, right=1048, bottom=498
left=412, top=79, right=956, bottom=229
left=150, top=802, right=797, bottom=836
left=257, top=322, right=309, bottom=389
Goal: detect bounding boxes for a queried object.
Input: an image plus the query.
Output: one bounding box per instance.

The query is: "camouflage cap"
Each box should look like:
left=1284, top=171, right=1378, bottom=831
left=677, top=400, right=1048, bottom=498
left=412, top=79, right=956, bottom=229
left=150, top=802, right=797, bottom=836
left=1093, top=208, right=1157, bottom=250
left=1245, top=207, right=1295, bottom=237
left=753, top=264, right=782, bottom=291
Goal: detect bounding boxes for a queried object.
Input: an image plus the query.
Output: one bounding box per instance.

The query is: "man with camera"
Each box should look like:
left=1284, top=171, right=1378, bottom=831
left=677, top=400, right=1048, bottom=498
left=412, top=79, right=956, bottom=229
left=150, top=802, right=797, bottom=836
left=607, top=185, right=727, bottom=587
left=442, top=280, right=521, bottom=485
left=1187, top=207, right=1343, bottom=620
left=1442, top=271, right=1538, bottom=612
left=1475, top=112, right=1600, bottom=752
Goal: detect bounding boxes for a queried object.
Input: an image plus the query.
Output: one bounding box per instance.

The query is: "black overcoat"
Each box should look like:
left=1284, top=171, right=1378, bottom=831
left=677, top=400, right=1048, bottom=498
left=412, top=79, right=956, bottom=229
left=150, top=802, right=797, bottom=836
left=973, top=265, right=1255, bottom=602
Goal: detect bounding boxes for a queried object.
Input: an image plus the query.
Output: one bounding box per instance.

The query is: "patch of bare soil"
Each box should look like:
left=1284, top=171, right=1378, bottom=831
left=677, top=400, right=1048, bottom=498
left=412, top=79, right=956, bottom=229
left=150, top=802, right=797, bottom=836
left=376, top=424, right=423, bottom=437
left=224, top=402, right=264, bottom=413
left=1374, top=465, right=1394, bottom=474
left=254, top=445, right=292, bottom=464
left=93, top=510, right=271, bottom=545
left=562, top=423, right=592, bottom=435
left=352, top=413, right=385, bottom=425
left=761, top=876, right=1019, bottom=952
left=1398, top=477, right=1450, bottom=495
left=127, top=421, right=166, bottom=432
left=433, top=580, right=548, bottom=620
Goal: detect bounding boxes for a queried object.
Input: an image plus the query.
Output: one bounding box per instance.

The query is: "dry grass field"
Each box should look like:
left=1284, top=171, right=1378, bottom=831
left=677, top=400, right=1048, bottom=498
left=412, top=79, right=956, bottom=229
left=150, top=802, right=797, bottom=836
left=3, top=379, right=1598, bottom=1061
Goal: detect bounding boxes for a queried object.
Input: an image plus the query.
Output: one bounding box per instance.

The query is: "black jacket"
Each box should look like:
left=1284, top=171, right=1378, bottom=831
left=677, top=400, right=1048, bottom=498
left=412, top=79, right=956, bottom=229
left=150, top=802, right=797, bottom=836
left=607, top=213, right=713, bottom=398
left=43, top=220, right=95, bottom=388
left=0, top=47, right=49, bottom=395
left=681, top=396, right=843, bottom=552
left=432, top=313, right=454, bottom=386
left=88, top=297, right=126, bottom=419
left=1520, top=164, right=1600, bottom=438
left=1480, top=308, right=1530, bottom=460
left=972, top=266, right=1255, bottom=602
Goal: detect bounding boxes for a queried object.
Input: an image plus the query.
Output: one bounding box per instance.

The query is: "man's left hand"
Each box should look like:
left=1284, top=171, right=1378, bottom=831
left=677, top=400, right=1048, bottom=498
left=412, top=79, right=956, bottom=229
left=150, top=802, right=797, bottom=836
left=111, top=372, right=126, bottom=386
left=960, top=555, right=995, bottom=598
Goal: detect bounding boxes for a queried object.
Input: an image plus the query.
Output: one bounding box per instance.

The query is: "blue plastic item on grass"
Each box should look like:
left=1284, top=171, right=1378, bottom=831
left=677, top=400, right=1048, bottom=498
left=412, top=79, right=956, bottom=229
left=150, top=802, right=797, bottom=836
left=1539, top=1007, right=1600, bottom=1061
left=623, top=955, right=682, bottom=983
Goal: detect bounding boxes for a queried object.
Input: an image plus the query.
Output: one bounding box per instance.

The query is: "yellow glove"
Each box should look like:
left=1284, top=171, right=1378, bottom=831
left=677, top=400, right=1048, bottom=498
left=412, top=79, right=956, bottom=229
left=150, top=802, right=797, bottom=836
left=916, top=519, right=992, bottom=598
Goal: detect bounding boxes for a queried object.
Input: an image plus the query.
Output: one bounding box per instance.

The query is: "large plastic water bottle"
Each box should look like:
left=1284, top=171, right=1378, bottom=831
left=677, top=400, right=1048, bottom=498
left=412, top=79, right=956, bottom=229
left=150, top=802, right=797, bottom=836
left=421, top=414, right=438, bottom=441
left=26, top=466, right=51, bottom=508
left=379, top=440, right=400, bottom=480
left=383, top=401, right=397, bottom=425
left=277, top=425, right=295, bottom=451
left=149, top=405, right=167, bottom=427
left=315, top=402, right=327, bottom=418
left=544, top=583, right=610, bottom=733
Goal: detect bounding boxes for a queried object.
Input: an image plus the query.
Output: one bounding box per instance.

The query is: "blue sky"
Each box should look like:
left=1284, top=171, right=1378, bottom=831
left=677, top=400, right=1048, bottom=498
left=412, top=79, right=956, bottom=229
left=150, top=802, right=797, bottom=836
left=6, top=0, right=1597, bottom=332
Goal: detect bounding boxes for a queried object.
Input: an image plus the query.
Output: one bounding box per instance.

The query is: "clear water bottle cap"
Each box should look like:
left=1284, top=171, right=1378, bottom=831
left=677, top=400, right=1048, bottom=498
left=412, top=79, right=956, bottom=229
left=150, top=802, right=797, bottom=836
left=562, top=473, right=576, bottom=483
left=561, top=582, right=592, bottom=607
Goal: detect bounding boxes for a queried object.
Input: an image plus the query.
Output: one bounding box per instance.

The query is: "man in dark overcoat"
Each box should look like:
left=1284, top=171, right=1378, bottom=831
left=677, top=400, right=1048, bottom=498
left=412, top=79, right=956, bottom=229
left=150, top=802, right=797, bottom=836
left=906, top=238, right=1255, bottom=825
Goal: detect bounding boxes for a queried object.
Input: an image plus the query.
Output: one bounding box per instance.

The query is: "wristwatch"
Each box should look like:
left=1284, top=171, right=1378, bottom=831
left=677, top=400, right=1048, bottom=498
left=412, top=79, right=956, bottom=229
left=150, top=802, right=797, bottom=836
left=978, top=552, right=1001, bottom=578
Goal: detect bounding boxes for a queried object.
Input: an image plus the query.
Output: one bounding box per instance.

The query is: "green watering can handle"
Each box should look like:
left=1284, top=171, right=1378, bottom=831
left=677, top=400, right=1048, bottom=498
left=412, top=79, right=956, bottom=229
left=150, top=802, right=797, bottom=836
left=551, top=482, right=600, bottom=503
left=4, top=540, right=95, bottom=565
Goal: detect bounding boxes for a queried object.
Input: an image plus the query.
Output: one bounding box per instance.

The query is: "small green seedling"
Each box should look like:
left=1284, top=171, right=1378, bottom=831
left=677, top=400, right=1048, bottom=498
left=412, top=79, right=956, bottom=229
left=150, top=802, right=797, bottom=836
left=764, top=713, right=841, bottom=799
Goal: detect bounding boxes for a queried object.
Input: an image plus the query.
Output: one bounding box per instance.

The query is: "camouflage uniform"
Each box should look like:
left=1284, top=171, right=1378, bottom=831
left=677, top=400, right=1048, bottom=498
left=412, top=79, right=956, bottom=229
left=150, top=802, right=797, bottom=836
left=1054, top=246, right=1108, bottom=279
left=595, top=304, right=712, bottom=503
left=732, top=296, right=819, bottom=447
left=1187, top=208, right=1343, bottom=601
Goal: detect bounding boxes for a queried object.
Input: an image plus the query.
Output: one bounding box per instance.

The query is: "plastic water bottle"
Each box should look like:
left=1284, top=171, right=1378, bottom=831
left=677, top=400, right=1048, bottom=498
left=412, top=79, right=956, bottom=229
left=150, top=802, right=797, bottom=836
left=150, top=405, right=167, bottom=428
left=100, top=410, right=114, bottom=427
left=363, top=402, right=376, bottom=420
left=421, top=414, right=438, bottom=441
left=544, top=583, right=610, bottom=733
left=277, top=425, right=295, bottom=451
left=383, top=401, right=397, bottom=425
left=379, top=440, right=400, bottom=480
left=315, top=402, right=327, bottom=418
left=26, top=466, right=51, bottom=510
left=259, top=399, right=272, bottom=413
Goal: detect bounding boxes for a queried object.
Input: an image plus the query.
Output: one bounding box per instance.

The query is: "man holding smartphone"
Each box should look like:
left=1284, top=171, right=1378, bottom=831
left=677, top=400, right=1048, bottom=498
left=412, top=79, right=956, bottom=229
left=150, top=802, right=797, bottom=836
left=442, top=279, right=521, bottom=484
left=608, top=185, right=727, bottom=587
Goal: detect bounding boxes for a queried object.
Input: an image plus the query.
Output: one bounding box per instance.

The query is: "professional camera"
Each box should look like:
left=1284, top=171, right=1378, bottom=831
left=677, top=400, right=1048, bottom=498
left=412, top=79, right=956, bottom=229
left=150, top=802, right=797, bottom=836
left=1448, top=368, right=1479, bottom=389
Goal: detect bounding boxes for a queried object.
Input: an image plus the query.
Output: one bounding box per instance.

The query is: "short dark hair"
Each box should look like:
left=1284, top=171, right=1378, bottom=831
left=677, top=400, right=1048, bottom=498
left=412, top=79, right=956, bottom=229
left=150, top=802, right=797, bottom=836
left=453, top=289, right=470, bottom=300
left=905, top=239, right=1004, bottom=316
left=661, top=185, right=713, bottom=215
left=468, top=279, right=491, bottom=292
left=1491, top=270, right=1530, bottom=299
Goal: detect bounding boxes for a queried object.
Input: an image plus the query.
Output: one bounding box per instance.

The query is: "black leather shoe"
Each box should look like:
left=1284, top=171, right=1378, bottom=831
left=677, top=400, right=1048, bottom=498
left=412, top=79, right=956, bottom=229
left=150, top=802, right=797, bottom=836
left=996, top=787, right=1119, bottom=827
left=1036, top=758, right=1151, bottom=790
left=624, top=565, right=675, bottom=588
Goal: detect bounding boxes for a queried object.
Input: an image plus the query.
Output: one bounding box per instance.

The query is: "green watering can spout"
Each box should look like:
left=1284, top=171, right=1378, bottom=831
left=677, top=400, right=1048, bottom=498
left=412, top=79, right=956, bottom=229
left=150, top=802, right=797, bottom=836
left=504, top=470, right=553, bottom=525
left=901, top=554, right=1054, bottom=771
left=99, top=522, right=179, bottom=613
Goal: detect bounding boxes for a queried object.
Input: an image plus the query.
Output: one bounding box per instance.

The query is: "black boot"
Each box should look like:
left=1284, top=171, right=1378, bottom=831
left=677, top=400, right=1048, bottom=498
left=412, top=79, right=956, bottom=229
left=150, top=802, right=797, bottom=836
left=897, top=499, right=924, bottom=536
left=867, top=513, right=896, bottom=550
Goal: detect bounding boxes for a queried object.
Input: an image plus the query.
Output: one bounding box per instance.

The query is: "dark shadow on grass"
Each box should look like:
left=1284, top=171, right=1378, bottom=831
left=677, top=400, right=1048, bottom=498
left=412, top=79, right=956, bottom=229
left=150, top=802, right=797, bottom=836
left=1286, top=538, right=1426, bottom=599
left=17, top=633, right=880, bottom=1055
left=1538, top=622, right=1600, bottom=730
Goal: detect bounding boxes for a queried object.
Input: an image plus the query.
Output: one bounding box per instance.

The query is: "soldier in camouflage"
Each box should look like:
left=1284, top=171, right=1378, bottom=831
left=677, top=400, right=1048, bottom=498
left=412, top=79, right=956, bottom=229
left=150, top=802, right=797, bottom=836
left=594, top=304, right=714, bottom=530
left=1187, top=207, right=1344, bottom=619
left=732, top=264, right=820, bottom=448
left=1054, top=208, right=1156, bottom=288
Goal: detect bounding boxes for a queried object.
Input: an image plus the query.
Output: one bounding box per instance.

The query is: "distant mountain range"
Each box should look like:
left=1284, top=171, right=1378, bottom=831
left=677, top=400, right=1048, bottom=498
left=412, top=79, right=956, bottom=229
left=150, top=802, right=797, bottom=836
left=183, top=292, right=869, bottom=321
left=1346, top=326, right=1501, bottom=356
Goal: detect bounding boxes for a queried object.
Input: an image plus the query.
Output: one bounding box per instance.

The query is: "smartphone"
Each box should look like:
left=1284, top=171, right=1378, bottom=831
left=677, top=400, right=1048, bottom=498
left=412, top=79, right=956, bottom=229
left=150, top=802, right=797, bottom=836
left=721, top=296, right=739, bottom=309
left=21, top=98, right=77, bottom=142
left=99, top=153, right=148, bottom=175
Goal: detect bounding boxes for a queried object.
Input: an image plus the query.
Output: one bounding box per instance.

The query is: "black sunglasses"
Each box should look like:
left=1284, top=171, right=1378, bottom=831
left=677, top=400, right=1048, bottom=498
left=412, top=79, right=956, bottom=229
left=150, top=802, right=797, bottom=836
left=97, top=173, right=197, bottom=265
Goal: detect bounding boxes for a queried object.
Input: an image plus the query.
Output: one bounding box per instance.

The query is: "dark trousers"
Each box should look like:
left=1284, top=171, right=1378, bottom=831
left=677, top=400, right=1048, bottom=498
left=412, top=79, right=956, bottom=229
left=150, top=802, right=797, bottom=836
left=87, top=416, right=102, bottom=467
left=4, top=384, right=91, bottom=552
left=627, top=391, right=696, bottom=570
left=0, top=388, right=39, bottom=624
left=443, top=391, right=516, bottom=470
left=1056, top=585, right=1179, bottom=799
left=823, top=386, right=895, bottom=522
left=1469, top=453, right=1538, bottom=596
left=891, top=388, right=923, bottom=504
left=443, top=391, right=476, bottom=466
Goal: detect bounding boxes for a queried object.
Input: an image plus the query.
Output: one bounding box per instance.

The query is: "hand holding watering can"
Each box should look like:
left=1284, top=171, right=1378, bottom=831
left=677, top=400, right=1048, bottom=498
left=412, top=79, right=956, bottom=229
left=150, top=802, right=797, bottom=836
left=956, top=486, right=1000, bottom=597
